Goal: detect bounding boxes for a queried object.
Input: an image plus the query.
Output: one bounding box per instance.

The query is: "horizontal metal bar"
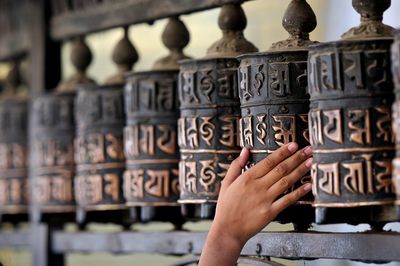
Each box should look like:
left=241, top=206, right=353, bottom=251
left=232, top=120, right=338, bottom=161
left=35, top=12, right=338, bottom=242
left=52, top=230, right=400, bottom=262
left=50, top=0, right=247, bottom=40
left=0, top=33, right=29, bottom=61
left=0, top=229, right=31, bottom=250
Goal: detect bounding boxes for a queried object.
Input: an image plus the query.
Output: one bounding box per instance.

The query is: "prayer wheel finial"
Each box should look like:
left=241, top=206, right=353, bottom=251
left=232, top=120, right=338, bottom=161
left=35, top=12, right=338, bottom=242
left=206, top=4, right=258, bottom=58
left=152, top=17, right=191, bottom=70
left=57, top=36, right=95, bottom=92
left=270, top=0, right=317, bottom=50
left=105, top=27, right=139, bottom=85
left=341, top=0, right=394, bottom=39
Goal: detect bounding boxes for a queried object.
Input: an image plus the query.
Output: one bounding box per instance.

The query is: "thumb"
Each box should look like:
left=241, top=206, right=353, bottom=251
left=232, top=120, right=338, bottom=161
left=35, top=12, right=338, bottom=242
left=220, top=148, right=249, bottom=194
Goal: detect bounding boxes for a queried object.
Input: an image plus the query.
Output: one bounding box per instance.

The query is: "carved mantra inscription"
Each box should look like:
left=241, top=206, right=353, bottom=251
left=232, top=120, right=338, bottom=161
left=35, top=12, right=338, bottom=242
left=0, top=100, right=28, bottom=210
left=308, top=40, right=395, bottom=207
left=30, top=94, right=75, bottom=208
left=238, top=52, right=311, bottom=204
left=178, top=59, right=241, bottom=203
left=75, top=86, right=125, bottom=208
left=124, top=72, right=181, bottom=205
left=392, top=34, right=400, bottom=203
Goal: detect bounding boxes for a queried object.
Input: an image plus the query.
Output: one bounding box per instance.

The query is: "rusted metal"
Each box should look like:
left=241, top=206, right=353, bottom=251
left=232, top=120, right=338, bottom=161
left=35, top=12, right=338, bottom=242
left=308, top=0, right=396, bottom=224
left=178, top=4, right=258, bottom=219
left=238, top=0, right=316, bottom=226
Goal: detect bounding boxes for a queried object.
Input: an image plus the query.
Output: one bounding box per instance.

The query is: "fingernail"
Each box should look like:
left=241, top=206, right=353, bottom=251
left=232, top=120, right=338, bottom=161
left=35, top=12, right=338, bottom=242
left=288, top=142, right=298, bottom=152
left=305, top=158, right=313, bottom=168
left=303, top=183, right=312, bottom=192
left=304, top=146, right=312, bottom=156
left=240, top=147, right=247, bottom=157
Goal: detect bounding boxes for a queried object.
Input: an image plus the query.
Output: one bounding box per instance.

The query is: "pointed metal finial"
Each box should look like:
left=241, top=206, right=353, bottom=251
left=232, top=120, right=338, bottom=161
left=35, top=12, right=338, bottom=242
left=206, top=4, right=258, bottom=58
left=270, top=0, right=317, bottom=50
left=105, top=27, right=139, bottom=85
left=341, top=0, right=394, bottom=39
left=56, top=36, right=96, bottom=92
left=152, top=17, right=191, bottom=70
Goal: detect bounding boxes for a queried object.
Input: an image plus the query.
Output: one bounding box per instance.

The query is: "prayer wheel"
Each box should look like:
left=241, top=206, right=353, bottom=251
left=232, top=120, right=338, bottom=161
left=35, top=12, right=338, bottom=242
left=237, top=0, right=316, bottom=227
left=30, top=37, right=95, bottom=219
left=74, top=28, right=137, bottom=225
left=392, top=30, right=400, bottom=218
left=309, top=0, right=396, bottom=224
left=178, top=4, right=258, bottom=219
left=123, top=18, right=189, bottom=224
left=0, top=62, right=29, bottom=220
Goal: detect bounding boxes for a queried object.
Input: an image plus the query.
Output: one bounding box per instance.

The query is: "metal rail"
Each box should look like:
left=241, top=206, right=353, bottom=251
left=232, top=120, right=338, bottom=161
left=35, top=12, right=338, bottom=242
left=50, top=0, right=247, bottom=40
left=52, top=230, right=400, bottom=263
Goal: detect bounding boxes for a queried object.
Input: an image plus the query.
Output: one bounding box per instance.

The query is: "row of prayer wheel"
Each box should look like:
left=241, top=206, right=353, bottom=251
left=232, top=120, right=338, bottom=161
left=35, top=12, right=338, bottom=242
left=1, top=0, right=400, bottom=226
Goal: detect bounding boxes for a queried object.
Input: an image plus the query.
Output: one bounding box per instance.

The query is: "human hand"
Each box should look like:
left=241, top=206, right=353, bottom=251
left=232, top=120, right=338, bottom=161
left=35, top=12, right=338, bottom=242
left=199, top=142, right=312, bottom=266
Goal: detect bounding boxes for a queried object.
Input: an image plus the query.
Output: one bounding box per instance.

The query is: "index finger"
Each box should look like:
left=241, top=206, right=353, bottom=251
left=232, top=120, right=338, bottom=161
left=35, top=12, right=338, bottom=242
left=245, top=142, right=298, bottom=179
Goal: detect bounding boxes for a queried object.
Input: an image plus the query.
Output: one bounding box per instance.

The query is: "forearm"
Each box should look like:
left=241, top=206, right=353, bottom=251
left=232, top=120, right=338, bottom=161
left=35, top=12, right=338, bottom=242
left=199, top=224, right=243, bottom=266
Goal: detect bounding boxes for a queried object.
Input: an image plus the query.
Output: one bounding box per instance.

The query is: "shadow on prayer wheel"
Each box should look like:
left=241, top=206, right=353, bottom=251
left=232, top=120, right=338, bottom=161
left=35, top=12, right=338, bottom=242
left=309, top=0, right=396, bottom=225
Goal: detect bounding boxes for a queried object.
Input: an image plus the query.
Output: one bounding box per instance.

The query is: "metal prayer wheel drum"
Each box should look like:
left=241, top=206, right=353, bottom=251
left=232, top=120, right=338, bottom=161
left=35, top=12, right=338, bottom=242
left=309, top=28, right=397, bottom=222
left=123, top=18, right=189, bottom=224
left=74, top=84, right=126, bottom=211
left=124, top=70, right=182, bottom=222
left=391, top=30, right=400, bottom=216
left=30, top=92, right=75, bottom=213
left=178, top=58, right=242, bottom=218
left=237, top=0, right=317, bottom=227
left=238, top=50, right=313, bottom=223
left=0, top=98, right=29, bottom=216
left=177, top=4, right=258, bottom=219
left=73, top=29, right=137, bottom=225
left=30, top=37, right=94, bottom=220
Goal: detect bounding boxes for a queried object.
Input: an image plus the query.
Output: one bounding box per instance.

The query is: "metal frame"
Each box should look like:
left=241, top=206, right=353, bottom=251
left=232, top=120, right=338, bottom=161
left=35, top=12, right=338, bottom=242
left=52, top=230, right=400, bottom=263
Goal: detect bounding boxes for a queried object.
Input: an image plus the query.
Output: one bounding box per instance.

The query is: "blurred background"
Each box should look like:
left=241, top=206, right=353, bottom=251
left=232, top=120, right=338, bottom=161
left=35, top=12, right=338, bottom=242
left=1, top=0, right=400, bottom=265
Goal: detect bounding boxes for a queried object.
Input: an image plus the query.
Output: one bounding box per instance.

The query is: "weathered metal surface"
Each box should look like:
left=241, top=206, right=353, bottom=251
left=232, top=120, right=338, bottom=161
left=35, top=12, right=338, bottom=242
left=178, top=4, right=258, bottom=219
left=0, top=0, right=30, bottom=61
left=50, top=0, right=247, bottom=40
left=124, top=70, right=180, bottom=206
left=392, top=30, right=400, bottom=215
left=74, top=84, right=126, bottom=211
left=0, top=228, right=31, bottom=249
left=52, top=230, right=400, bottom=262
left=30, top=92, right=76, bottom=213
left=237, top=0, right=316, bottom=226
left=123, top=18, right=189, bottom=224
left=0, top=98, right=29, bottom=214
left=309, top=39, right=395, bottom=223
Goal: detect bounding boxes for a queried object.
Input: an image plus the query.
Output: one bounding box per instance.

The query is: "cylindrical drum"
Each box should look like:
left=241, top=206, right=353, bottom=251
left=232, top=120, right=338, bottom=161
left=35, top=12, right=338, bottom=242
left=123, top=70, right=182, bottom=222
left=238, top=50, right=313, bottom=225
left=309, top=39, right=396, bottom=224
left=178, top=58, right=241, bottom=219
left=74, top=85, right=126, bottom=211
left=30, top=92, right=75, bottom=213
left=0, top=98, right=28, bottom=215
left=391, top=30, right=400, bottom=217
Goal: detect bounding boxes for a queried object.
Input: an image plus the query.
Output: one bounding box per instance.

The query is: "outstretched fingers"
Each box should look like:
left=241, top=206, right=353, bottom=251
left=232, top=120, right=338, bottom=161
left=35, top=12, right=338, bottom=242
left=220, top=148, right=250, bottom=194
left=259, top=146, right=312, bottom=189
left=269, top=183, right=312, bottom=218
left=267, top=157, right=313, bottom=200
left=245, top=143, right=299, bottom=180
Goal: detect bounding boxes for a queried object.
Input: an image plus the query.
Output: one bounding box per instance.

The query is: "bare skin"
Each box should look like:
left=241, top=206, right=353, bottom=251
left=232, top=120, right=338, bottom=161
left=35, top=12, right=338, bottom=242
left=199, top=142, right=313, bottom=266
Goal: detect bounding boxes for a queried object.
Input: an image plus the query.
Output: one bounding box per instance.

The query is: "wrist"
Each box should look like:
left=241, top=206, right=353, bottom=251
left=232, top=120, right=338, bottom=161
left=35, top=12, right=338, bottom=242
left=208, top=222, right=244, bottom=253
